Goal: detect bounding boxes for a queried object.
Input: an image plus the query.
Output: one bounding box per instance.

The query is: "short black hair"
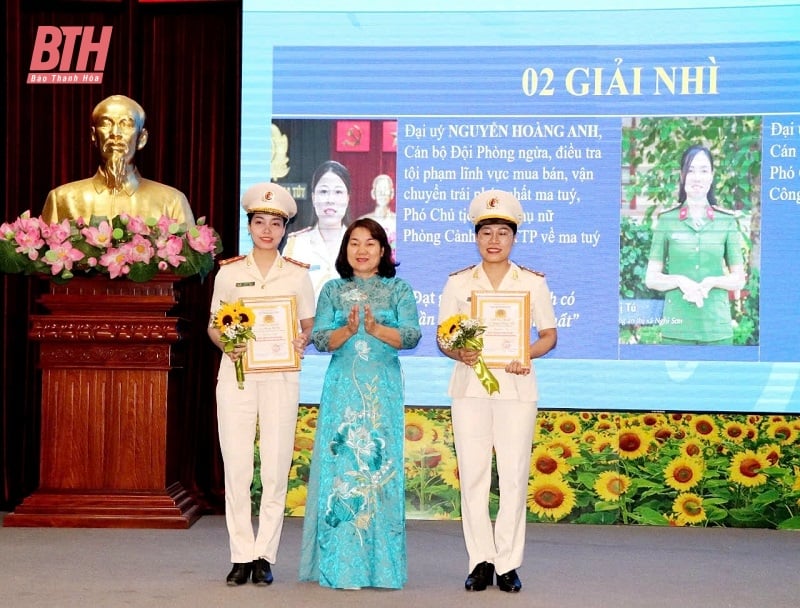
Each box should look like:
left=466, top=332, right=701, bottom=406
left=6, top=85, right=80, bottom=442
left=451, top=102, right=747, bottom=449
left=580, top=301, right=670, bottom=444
left=247, top=211, right=288, bottom=226
left=474, top=218, right=518, bottom=235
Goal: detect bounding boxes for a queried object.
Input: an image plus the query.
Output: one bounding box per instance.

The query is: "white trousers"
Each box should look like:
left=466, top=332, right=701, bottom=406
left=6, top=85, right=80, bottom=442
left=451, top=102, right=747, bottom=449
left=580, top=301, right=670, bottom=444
left=451, top=396, right=537, bottom=575
left=216, top=373, right=299, bottom=564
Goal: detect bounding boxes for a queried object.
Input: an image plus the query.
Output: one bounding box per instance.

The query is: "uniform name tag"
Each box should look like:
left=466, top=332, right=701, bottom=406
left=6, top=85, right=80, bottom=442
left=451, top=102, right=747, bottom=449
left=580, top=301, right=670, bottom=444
left=236, top=281, right=256, bottom=287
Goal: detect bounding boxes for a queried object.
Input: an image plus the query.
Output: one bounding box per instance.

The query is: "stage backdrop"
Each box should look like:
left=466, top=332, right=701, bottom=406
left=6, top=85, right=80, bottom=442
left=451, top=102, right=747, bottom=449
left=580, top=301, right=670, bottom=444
left=240, top=2, right=800, bottom=414
left=238, top=2, right=800, bottom=529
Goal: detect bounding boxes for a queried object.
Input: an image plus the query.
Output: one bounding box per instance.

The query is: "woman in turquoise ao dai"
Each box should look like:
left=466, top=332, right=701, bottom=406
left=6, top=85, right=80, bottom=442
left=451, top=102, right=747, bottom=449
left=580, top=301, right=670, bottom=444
left=299, top=218, right=421, bottom=589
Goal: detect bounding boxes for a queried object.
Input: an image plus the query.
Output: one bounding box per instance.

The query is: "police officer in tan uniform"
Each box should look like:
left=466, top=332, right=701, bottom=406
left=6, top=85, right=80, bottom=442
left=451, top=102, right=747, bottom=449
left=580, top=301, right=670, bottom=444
left=438, top=189, right=557, bottom=594
left=208, top=183, right=315, bottom=587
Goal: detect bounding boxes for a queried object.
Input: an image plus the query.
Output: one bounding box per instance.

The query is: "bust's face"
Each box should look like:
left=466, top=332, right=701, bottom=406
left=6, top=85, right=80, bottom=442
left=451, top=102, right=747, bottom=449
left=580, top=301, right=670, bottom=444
left=91, top=100, right=142, bottom=164
left=372, top=177, right=394, bottom=207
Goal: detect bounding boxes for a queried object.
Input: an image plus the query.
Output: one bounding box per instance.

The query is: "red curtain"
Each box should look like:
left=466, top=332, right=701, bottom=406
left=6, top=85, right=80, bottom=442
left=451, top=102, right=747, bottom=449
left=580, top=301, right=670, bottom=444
left=1, top=0, right=242, bottom=513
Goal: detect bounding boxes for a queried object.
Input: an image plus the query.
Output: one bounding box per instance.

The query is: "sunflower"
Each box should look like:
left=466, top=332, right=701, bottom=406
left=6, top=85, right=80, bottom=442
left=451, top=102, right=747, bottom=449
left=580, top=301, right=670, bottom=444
left=285, top=485, right=307, bottom=516
left=409, top=443, right=448, bottom=469
left=537, top=415, right=555, bottom=433
left=552, top=413, right=583, bottom=437
left=213, top=301, right=239, bottom=329
left=653, top=425, right=674, bottom=444
left=665, top=514, right=686, bottom=527
left=233, top=302, right=256, bottom=328
left=590, top=434, right=615, bottom=454
left=580, top=430, right=600, bottom=446
left=765, top=420, right=795, bottom=445
left=722, top=421, right=747, bottom=444
left=437, top=313, right=465, bottom=338
left=540, top=436, right=580, bottom=460
left=297, top=408, right=319, bottom=434
left=689, top=415, right=719, bottom=441
left=594, top=419, right=616, bottom=433
left=404, top=410, right=437, bottom=445
left=293, top=435, right=315, bottom=453
left=729, top=450, right=770, bottom=487
left=527, top=475, right=576, bottom=521
left=639, top=413, right=667, bottom=428
left=664, top=456, right=704, bottom=491
left=672, top=492, right=706, bottom=525
left=530, top=445, right=572, bottom=477
left=617, top=427, right=652, bottom=460
left=436, top=313, right=468, bottom=348
left=593, top=470, right=631, bottom=501
left=438, top=453, right=460, bottom=489
left=680, top=439, right=705, bottom=459
left=759, top=443, right=782, bottom=466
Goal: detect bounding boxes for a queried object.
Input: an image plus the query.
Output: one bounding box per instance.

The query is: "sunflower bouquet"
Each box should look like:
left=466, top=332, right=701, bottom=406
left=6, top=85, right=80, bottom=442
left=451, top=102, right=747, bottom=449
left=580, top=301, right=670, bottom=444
left=212, top=300, right=257, bottom=389
left=437, top=313, right=499, bottom=395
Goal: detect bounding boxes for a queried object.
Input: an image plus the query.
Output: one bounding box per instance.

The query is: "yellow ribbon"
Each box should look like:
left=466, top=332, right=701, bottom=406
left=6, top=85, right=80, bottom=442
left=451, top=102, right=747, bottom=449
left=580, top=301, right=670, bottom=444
left=465, top=337, right=500, bottom=395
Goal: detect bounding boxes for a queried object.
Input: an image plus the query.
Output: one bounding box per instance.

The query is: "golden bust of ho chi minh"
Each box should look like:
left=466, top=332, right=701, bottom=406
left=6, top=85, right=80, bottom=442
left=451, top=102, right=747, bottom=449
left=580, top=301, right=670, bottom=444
left=41, top=94, right=195, bottom=225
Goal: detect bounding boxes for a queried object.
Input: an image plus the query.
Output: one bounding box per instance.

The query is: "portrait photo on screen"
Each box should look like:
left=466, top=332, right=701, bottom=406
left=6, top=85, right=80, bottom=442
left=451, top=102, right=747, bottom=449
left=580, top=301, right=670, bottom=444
left=618, top=115, right=761, bottom=349
left=271, top=118, right=398, bottom=300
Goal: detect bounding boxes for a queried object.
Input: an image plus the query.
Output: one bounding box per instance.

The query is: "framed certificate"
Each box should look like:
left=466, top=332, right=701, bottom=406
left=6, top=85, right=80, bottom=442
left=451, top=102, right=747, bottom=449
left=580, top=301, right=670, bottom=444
left=241, top=296, right=300, bottom=372
left=471, top=291, right=530, bottom=368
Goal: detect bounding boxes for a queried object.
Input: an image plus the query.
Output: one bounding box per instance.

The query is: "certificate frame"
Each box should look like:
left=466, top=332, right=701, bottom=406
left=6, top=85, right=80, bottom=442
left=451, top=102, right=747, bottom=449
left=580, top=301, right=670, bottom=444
left=471, top=291, right=530, bottom=368
left=240, top=295, right=300, bottom=372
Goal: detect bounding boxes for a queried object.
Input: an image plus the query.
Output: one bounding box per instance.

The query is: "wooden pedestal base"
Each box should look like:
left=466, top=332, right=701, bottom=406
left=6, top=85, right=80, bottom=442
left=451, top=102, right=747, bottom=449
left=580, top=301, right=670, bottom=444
left=3, top=483, right=200, bottom=529
left=4, top=274, right=201, bottom=529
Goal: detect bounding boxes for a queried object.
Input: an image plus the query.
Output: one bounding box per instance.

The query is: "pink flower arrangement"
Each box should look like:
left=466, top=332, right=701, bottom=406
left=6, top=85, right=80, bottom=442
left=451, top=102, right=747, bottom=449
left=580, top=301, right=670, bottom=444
left=0, top=211, right=222, bottom=283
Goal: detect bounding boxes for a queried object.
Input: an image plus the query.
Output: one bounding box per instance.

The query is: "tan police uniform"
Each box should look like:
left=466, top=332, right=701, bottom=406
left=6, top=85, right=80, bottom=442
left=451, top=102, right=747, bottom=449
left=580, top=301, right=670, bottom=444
left=438, top=189, right=556, bottom=578
left=210, top=182, right=315, bottom=565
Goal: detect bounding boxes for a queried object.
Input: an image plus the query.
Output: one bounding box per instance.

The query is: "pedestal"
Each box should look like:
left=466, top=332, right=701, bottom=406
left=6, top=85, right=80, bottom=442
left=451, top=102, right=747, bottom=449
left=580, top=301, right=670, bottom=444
left=4, top=274, right=201, bottom=528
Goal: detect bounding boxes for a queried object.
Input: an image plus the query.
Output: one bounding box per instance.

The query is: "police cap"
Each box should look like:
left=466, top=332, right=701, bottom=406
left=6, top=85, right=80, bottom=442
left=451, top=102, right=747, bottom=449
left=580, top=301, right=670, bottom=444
left=241, top=182, right=297, bottom=219
left=467, top=189, right=524, bottom=226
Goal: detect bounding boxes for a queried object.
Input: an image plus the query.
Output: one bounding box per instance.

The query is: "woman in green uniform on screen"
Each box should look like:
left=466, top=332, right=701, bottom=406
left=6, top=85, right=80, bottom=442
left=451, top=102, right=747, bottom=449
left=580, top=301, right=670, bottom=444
left=645, top=144, right=746, bottom=345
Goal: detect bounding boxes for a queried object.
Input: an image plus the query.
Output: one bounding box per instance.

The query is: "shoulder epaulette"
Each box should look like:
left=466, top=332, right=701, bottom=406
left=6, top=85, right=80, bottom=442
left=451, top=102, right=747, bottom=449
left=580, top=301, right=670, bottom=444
left=711, top=205, right=737, bottom=216
left=657, top=204, right=682, bottom=216
left=284, top=256, right=310, bottom=269
left=287, top=226, right=313, bottom=237
left=219, top=255, right=245, bottom=266
left=449, top=264, right=476, bottom=276
left=517, top=264, right=545, bottom=277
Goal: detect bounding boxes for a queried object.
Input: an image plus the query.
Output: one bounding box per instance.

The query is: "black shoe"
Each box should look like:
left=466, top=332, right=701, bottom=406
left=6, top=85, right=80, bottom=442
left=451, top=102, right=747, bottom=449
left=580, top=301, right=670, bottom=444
left=252, top=558, right=274, bottom=586
left=497, top=569, right=522, bottom=593
left=226, top=562, right=252, bottom=586
left=465, top=561, right=494, bottom=591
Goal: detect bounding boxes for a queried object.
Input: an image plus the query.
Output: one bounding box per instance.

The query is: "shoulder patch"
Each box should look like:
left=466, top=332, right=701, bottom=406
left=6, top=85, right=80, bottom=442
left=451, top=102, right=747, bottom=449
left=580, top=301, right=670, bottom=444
left=517, top=264, right=545, bottom=277
left=284, top=256, right=310, bottom=269
left=219, top=255, right=245, bottom=266
left=287, top=226, right=313, bottom=237
left=449, top=264, right=476, bottom=276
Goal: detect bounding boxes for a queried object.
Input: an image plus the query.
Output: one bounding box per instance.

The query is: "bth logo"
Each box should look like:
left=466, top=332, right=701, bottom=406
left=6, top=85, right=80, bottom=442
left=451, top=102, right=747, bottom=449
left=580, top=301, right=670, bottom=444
left=28, top=26, right=112, bottom=85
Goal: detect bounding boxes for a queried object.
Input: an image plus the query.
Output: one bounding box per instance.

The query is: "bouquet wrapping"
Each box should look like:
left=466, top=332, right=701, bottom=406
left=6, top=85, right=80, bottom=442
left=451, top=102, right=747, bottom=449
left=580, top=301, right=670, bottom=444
left=212, top=300, right=257, bottom=389
left=437, top=313, right=499, bottom=395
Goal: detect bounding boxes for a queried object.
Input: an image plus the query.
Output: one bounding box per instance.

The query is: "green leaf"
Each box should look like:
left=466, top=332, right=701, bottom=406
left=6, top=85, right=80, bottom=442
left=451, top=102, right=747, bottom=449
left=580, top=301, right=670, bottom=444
left=126, top=262, right=158, bottom=283
left=0, top=240, right=29, bottom=273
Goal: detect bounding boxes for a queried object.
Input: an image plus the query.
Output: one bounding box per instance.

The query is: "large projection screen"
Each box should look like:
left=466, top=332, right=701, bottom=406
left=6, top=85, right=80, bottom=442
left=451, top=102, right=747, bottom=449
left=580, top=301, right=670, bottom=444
left=240, top=1, right=800, bottom=413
